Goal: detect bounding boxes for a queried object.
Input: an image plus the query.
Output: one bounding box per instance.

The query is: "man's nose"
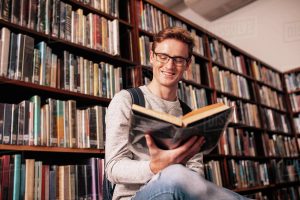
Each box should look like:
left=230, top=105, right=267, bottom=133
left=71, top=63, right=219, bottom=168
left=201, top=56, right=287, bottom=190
left=165, top=58, right=176, bottom=68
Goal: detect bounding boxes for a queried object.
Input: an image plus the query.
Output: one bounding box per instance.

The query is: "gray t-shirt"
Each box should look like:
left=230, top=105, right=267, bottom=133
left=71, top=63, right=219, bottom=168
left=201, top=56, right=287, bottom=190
left=105, top=85, right=204, bottom=200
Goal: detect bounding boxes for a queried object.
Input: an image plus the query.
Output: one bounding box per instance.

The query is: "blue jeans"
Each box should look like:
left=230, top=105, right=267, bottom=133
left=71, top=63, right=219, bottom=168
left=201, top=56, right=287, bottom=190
left=132, top=164, right=251, bottom=200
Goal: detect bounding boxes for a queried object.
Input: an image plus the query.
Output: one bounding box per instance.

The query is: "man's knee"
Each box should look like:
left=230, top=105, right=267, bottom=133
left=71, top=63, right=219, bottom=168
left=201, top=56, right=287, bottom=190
left=159, top=164, right=207, bottom=194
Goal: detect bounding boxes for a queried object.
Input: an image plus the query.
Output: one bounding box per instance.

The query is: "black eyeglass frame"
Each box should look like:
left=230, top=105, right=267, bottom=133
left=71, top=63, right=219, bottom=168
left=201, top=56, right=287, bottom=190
left=152, top=51, right=191, bottom=67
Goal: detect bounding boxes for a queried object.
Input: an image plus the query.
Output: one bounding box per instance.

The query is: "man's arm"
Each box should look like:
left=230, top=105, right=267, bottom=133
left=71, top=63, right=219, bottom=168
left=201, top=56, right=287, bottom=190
left=105, top=90, right=154, bottom=184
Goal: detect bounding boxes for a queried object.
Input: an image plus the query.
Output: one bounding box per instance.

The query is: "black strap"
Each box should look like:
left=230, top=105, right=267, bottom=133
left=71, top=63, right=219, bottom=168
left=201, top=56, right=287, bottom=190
left=179, top=99, right=192, bottom=115
left=126, top=87, right=145, bottom=107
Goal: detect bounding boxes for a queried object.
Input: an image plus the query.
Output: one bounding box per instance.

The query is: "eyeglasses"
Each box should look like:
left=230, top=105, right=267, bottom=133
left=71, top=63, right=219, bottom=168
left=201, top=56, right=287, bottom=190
left=153, top=51, right=190, bottom=67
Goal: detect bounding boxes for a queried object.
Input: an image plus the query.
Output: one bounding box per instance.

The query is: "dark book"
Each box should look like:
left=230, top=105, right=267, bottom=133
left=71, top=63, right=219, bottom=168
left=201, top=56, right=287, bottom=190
left=11, top=104, right=19, bottom=145
left=51, top=0, right=60, bottom=37
left=8, top=32, right=18, bottom=79
left=11, top=0, right=21, bottom=24
left=28, top=0, right=37, bottom=30
left=65, top=4, right=72, bottom=41
left=37, top=0, right=46, bottom=33
left=15, top=34, right=25, bottom=80
left=49, top=165, right=57, bottom=200
left=32, top=48, right=41, bottom=84
left=22, top=100, right=31, bottom=145
left=89, top=107, right=97, bottom=149
left=22, top=35, right=35, bottom=82
left=3, top=104, right=13, bottom=144
left=1, top=155, right=11, bottom=200
left=59, top=1, right=66, bottom=39
left=0, top=103, right=5, bottom=143
left=17, top=101, right=25, bottom=145
left=0, top=0, right=11, bottom=21
left=20, top=0, right=29, bottom=27
left=128, top=103, right=233, bottom=157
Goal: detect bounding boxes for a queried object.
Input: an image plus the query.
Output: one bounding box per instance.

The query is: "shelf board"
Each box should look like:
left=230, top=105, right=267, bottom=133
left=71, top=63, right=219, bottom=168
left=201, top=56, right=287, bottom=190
left=255, top=79, right=284, bottom=93
left=259, top=103, right=287, bottom=114
left=228, top=122, right=262, bottom=131
left=139, top=28, right=154, bottom=37
left=234, top=184, right=274, bottom=193
left=234, top=181, right=300, bottom=193
left=0, top=19, right=136, bottom=66
left=212, top=61, right=254, bottom=81
left=287, top=88, right=300, bottom=94
left=293, top=110, right=300, bottom=115
left=216, top=90, right=257, bottom=104
left=0, top=77, right=111, bottom=106
left=0, top=144, right=104, bottom=154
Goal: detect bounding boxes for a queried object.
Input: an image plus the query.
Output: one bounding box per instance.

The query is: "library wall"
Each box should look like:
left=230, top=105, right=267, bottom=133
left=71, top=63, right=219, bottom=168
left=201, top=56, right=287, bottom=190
left=168, top=0, right=300, bottom=72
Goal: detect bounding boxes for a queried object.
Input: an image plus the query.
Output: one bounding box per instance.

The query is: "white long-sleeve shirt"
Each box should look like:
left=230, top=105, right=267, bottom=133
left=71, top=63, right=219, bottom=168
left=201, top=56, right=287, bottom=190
left=105, top=85, right=204, bottom=200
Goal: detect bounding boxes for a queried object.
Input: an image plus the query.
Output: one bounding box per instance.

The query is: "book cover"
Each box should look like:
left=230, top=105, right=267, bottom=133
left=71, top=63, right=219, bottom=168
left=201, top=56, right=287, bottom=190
left=128, top=103, right=233, bottom=157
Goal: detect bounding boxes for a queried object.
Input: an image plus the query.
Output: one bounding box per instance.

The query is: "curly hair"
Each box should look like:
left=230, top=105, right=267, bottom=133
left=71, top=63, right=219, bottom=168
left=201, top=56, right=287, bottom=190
left=152, top=27, right=194, bottom=58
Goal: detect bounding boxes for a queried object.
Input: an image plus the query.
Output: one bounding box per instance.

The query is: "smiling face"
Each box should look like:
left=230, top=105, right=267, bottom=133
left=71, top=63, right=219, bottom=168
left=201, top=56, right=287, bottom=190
left=150, top=38, right=190, bottom=91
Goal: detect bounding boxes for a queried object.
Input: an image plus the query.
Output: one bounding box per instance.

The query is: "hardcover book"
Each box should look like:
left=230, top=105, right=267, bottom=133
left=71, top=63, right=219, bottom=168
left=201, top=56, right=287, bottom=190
left=128, top=103, right=233, bottom=157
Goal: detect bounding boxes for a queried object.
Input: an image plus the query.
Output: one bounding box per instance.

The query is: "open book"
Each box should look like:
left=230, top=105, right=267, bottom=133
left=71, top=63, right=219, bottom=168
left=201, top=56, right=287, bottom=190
left=128, top=103, right=233, bottom=157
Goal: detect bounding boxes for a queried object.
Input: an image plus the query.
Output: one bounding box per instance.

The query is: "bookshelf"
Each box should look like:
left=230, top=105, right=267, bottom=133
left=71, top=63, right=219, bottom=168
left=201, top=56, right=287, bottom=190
left=134, top=0, right=300, bottom=199
left=0, top=0, right=135, bottom=199
left=0, top=0, right=299, bottom=199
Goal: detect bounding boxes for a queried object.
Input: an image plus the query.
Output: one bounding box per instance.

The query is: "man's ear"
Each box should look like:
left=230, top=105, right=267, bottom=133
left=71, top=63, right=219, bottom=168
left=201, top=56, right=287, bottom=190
left=150, top=50, right=154, bottom=64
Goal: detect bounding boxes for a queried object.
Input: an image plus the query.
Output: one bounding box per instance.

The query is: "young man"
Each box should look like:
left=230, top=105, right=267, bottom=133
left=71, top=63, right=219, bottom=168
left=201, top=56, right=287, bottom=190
left=105, top=27, right=250, bottom=200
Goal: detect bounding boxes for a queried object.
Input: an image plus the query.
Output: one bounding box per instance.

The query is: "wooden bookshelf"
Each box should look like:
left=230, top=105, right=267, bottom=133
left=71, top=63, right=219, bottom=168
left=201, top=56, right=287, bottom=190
left=134, top=0, right=300, bottom=199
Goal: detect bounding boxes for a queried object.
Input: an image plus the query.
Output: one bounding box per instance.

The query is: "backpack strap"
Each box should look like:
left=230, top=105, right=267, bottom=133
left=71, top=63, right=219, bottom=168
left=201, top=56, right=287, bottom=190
left=126, top=87, right=145, bottom=107
left=179, top=99, right=192, bottom=115
left=127, top=87, right=191, bottom=115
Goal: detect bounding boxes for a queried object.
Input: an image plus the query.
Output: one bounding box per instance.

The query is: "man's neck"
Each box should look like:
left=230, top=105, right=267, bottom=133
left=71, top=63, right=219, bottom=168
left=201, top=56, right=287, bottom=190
left=147, top=81, right=177, bottom=101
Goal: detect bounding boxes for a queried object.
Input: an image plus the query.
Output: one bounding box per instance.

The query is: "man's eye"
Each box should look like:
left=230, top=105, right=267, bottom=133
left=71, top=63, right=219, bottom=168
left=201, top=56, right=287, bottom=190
left=158, top=55, right=168, bottom=59
left=174, top=58, right=184, bottom=63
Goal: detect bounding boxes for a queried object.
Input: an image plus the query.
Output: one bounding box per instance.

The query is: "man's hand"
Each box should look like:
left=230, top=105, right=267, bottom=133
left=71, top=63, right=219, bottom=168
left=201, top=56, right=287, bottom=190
left=145, top=134, right=205, bottom=174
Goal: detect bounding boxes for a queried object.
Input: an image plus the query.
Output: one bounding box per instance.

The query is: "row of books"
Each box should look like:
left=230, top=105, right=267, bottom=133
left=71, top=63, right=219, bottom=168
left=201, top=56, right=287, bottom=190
left=289, top=94, right=300, bottom=112
left=177, top=81, right=209, bottom=109
left=0, top=154, right=104, bottom=200
left=252, top=62, right=283, bottom=90
left=227, top=159, right=300, bottom=188
left=261, top=133, right=299, bottom=157
left=261, top=108, right=291, bottom=133
left=0, top=28, right=123, bottom=98
left=209, top=39, right=250, bottom=76
left=218, top=97, right=261, bottom=128
left=245, top=187, right=300, bottom=200
left=190, top=29, right=205, bottom=57
left=258, top=85, right=286, bottom=111
left=206, top=159, right=270, bottom=189
left=204, top=160, right=224, bottom=187
left=212, top=66, right=251, bottom=100
left=285, top=72, right=300, bottom=92
left=139, top=35, right=151, bottom=66
left=269, top=159, right=300, bottom=183
left=0, top=0, right=120, bottom=55
left=75, top=0, right=120, bottom=17
left=70, top=9, right=120, bottom=55
left=137, top=0, right=187, bottom=34
left=270, top=186, right=300, bottom=200
left=218, top=128, right=257, bottom=157
left=183, top=56, right=203, bottom=85
left=0, top=96, right=106, bottom=148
